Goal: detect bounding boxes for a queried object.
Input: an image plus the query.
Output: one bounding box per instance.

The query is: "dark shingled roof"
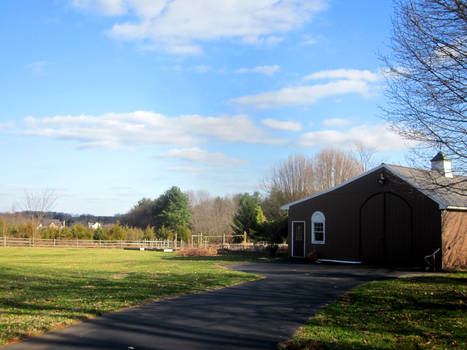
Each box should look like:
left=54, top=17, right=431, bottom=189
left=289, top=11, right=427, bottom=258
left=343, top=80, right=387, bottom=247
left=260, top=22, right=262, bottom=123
left=385, top=164, right=467, bottom=209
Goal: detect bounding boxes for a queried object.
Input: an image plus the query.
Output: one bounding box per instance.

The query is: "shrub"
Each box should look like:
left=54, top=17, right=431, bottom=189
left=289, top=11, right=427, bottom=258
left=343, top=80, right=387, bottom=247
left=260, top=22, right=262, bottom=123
left=126, top=227, right=144, bottom=240
left=157, top=225, right=174, bottom=240
left=20, top=222, right=34, bottom=238
left=175, top=224, right=191, bottom=242
left=71, top=223, right=93, bottom=239
left=176, top=247, right=218, bottom=257
left=143, top=226, right=155, bottom=240
left=38, top=227, right=60, bottom=239
left=60, top=227, right=72, bottom=239
left=103, top=222, right=127, bottom=240
left=93, top=227, right=104, bottom=240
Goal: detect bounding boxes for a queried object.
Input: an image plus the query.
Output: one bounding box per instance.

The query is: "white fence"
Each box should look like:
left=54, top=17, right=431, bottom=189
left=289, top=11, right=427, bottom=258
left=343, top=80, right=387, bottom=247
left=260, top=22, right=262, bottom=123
left=0, top=237, right=288, bottom=253
left=0, top=237, right=181, bottom=249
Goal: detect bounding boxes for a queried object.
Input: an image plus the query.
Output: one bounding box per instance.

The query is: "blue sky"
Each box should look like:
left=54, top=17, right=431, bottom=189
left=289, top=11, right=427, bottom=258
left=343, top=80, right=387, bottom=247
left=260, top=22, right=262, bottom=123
left=0, top=0, right=415, bottom=215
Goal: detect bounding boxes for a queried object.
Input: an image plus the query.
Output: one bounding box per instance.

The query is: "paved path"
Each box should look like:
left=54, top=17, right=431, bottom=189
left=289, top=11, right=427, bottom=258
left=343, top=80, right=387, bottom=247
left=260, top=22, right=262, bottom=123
left=5, top=261, right=414, bottom=350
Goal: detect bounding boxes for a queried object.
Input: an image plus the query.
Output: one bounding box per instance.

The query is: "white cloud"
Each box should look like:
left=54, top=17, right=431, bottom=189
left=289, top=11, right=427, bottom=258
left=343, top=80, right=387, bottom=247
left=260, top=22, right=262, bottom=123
left=194, top=65, right=211, bottom=73
left=161, top=64, right=213, bottom=73
left=24, top=61, right=52, bottom=73
left=261, top=118, right=302, bottom=131
left=303, top=35, right=317, bottom=45
left=72, top=0, right=328, bottom=54
left=72, top=0, right=127, bottom=16
left=299, top=124, right=414, bottom=151
left=235, top=65, right=280, bottom=76
left=21, top=111, right=284, bottom=149
left=303, top=69, right=381, bottom=82
left=167, top=165, right=205, bottom=174
left=230, top=79, right=373, bottom=109
left=231, top=68, right=383, bottom=109
left=0, top=122, right=14, bottom=130
left=322, top=118, right=352, bottom=127
left=164, top=147, right=245, bottom=166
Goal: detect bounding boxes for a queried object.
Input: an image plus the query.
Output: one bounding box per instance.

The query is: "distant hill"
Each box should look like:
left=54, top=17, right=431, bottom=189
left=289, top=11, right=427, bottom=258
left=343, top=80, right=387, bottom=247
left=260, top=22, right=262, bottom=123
left=0, top=211, right=118, bottom=226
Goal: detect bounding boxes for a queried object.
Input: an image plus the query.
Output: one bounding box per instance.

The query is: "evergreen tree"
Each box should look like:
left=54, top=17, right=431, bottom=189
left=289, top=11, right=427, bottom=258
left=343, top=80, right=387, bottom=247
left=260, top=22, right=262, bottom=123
left=232, top=192, right=264, bottom=241
left=154, top=186, right=192, bottom=231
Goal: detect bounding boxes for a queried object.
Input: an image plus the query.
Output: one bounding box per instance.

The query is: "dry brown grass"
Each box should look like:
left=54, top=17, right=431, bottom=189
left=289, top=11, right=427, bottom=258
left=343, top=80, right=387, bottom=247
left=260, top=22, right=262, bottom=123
left=176, top=247, right=218, bottom=257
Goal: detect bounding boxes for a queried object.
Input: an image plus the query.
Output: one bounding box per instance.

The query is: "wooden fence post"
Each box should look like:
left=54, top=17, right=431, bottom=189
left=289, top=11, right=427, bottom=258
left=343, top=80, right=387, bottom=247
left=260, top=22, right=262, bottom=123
left=3, top=236, right=6, bottom=247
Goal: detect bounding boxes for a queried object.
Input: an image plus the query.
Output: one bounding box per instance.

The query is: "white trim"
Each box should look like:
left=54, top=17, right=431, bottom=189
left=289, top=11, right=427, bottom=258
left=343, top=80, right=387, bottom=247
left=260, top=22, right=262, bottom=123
left=280, top=163, right=456, bottom=210
left=316, top=259, right=362, bottom=264
left=446, top=206, right=467, bottom=211
left=291, top=220, right=306, bottom=258
left=311, top=211, right=325, bottom=245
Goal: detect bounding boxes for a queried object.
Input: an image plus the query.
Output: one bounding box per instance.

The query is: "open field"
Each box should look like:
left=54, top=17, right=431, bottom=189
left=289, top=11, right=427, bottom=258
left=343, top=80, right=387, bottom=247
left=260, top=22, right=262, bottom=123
left=281, top=273, right=467, bottom=350
left=0, top=248, right=263, bottom=345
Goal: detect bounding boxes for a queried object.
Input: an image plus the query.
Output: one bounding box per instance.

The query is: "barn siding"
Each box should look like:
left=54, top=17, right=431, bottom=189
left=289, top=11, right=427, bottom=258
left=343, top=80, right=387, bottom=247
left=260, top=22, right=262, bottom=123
left=288, top=168, right=441, bottom=267
left=441, top=210, right=467, bottom=271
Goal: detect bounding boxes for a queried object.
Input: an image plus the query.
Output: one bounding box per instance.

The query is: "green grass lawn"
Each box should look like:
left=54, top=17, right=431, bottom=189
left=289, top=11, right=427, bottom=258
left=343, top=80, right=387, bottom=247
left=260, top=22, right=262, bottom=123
left=0, top=248, right=263, bottom=345
left=281, top=273, right=467, bottom=350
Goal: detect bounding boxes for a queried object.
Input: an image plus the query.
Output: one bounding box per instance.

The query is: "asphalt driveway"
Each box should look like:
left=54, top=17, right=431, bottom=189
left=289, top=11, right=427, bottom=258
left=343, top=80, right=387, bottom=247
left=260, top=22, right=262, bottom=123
left=4, top=260, right=415, bottom=350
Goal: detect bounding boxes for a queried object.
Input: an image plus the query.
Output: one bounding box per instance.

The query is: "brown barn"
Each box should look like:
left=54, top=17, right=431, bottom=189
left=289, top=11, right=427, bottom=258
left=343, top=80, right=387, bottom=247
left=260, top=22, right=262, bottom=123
left=281, top=152, right=466, bottom=270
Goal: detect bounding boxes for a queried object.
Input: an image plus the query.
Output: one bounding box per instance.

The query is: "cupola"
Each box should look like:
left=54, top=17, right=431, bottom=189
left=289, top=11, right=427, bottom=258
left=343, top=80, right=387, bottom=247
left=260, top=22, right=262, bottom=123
left=430, top=151, right=453, bottom=178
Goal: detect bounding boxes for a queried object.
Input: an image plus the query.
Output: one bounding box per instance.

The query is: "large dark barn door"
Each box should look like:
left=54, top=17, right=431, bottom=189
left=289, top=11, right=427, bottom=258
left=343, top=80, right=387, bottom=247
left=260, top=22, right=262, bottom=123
left=360, top=193, right=385, bottom=264
left=292, top=221, right=305, bottom=257
left=360, top=192, right=412, bottom=266
left=385, top=193, right=412, bottom=266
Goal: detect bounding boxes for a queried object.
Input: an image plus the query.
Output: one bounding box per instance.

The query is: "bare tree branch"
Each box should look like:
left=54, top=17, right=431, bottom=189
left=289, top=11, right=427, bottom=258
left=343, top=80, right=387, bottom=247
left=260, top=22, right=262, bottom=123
left=382, top=0, right=467, bottom=178
left=23, top=189, right=57, bottom=238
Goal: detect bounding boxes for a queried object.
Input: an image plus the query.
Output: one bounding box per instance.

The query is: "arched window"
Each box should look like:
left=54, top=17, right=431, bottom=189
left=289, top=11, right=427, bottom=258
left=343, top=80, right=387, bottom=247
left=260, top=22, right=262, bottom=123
left=311, top=211, right=325, bottom=244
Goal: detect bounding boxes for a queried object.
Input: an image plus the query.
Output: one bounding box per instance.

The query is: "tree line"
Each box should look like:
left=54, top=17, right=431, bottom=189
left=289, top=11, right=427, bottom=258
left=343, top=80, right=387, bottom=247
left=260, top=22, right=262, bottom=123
left=1, top=148, right=367, bottom=242
left=120, top=148, right=365, bottom=243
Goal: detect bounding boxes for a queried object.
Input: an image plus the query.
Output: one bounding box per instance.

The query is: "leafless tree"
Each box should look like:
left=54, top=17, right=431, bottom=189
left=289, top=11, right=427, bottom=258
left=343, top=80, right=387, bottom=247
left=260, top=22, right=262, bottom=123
left=382, top=0, right=466, bottom=180
left=263, top=149, right=363, bottom=217
left=313, top=148, right=363, bottom=192
left=189, top=191, right=238, bottom=235
left=352, top=141, right=382, bottom=172
left=263, top=154, right=315, bottom=205
left=23, top=189, right=57, bottom=238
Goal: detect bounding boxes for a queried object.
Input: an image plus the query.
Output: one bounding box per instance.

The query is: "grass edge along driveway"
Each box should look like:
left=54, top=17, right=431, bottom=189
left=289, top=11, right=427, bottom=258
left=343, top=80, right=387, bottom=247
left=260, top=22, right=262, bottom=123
left=0, top=248, right=264, bottom=345
left=280, top=272, right=467, bottom=350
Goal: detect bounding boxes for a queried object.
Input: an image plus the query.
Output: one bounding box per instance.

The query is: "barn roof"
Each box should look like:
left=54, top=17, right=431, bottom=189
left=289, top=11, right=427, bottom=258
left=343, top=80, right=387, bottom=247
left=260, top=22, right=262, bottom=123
left=280, top=163, right=467, bottom=211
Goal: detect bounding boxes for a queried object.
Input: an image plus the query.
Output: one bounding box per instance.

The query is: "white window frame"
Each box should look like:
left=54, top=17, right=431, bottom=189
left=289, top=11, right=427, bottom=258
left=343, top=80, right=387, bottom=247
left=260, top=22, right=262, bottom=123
left=291, top=221, right=306, bottom=257
left=311, top=211, right=325, bottom=244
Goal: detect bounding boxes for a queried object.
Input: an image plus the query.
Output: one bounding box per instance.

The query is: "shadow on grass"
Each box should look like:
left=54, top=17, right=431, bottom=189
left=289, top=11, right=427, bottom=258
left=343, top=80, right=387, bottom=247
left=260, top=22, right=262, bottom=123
left=400, top=275, right=467, bottom=286
left=0, top=266, right=256, bottom=345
